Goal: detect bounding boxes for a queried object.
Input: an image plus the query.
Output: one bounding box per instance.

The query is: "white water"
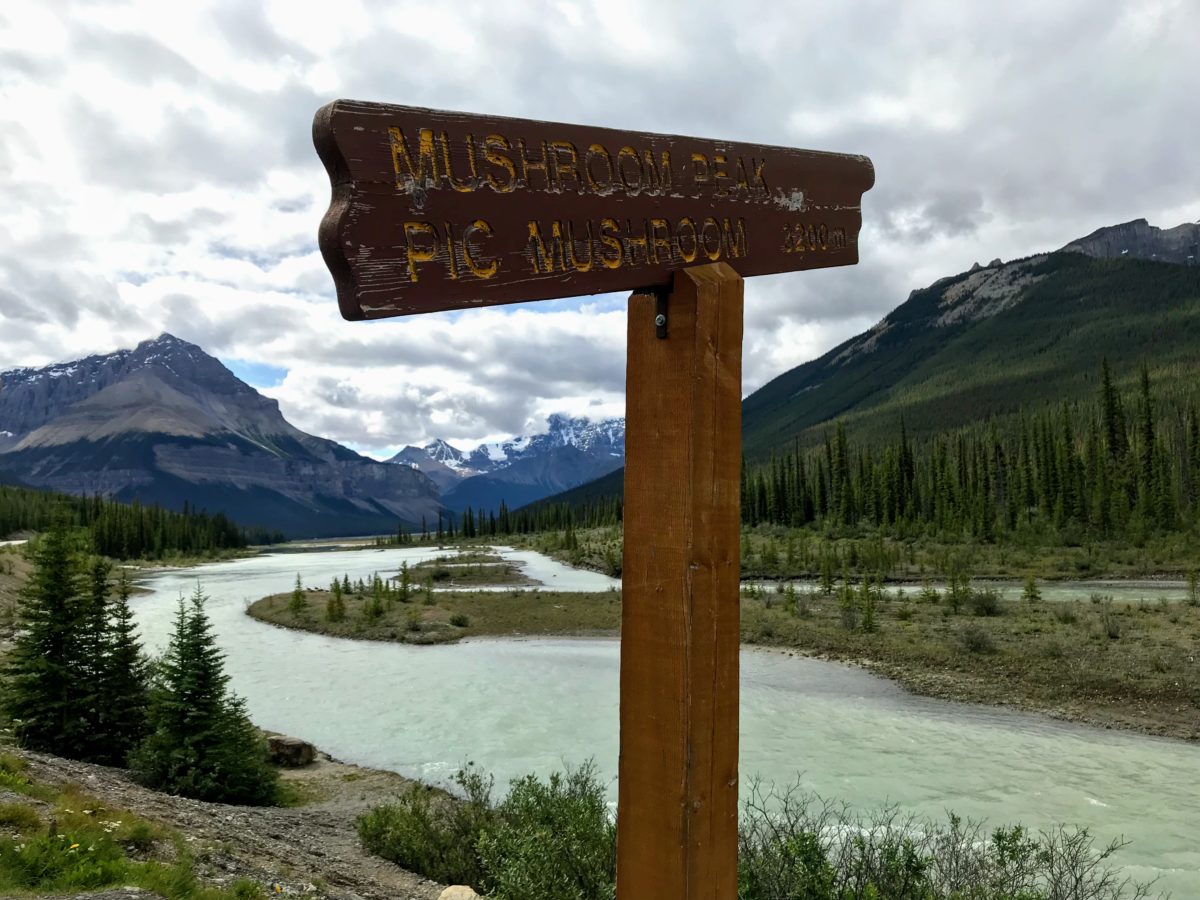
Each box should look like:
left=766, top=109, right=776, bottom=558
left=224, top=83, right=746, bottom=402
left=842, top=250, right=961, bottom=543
left=131, top=547, right=1200, bottom=894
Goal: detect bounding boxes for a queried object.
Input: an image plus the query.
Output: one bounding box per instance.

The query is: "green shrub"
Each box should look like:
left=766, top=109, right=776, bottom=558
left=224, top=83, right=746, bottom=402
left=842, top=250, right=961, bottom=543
left=738, top=779, right=1154, bottom=900
left=958, top=622, right=996, bottom=654
left=357, top=767, right=496, bottom=888
left=478, top=761, right=616, bottom=900
left=1100, top=607, right=1123, bottom=640
left=1056, top=606, right=1079, bottom=625
left=970, top=588, right=1002, bottom=617
left=449, top=613, right=471, bottom=628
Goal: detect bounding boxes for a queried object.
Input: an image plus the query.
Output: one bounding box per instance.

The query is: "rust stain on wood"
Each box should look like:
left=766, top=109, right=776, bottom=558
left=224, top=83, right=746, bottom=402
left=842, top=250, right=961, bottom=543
left=617, top=264, right=743, bottom=898
left=313, top=100, right=873, bottom=319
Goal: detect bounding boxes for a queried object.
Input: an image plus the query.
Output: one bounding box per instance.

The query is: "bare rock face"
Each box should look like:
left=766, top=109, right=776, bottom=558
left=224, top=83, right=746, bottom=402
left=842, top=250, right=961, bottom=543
left=267, top=735, right=316, bottom=768
left=1061, top=218, right=1200, bottom=265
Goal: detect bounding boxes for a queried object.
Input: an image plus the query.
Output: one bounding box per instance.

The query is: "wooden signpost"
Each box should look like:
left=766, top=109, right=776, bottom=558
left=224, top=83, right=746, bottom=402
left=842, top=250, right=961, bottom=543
left=314, top=100, right=873, bottom=899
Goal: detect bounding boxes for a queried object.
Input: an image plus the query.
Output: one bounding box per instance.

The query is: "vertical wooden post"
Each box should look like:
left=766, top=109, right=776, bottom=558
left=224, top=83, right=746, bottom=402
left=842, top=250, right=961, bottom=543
left=617, top=262, right=743, bottom=899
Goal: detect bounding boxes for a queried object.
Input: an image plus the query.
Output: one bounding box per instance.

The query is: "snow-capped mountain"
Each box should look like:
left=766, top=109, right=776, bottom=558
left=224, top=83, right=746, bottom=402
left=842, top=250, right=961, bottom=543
left=390, top=414, right=626, bottom=512
left=0, top=334, right=441, bottom=536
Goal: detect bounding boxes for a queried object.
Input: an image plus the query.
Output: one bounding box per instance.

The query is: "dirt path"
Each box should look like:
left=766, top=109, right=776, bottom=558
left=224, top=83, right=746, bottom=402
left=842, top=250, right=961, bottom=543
left=15, top=747, right=446, bottom=900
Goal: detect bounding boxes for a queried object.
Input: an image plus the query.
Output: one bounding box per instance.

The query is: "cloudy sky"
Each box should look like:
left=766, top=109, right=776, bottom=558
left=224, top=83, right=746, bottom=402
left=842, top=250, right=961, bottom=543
left=2, top=1, right=1197, bottom=458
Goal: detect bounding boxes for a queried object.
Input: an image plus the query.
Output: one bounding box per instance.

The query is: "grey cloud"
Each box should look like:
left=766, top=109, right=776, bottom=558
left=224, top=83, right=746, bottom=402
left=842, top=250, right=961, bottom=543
left=71, top=28, right=204, bottom=88
left=2, top=0, right=1198, bottom=450
left=210, top=1, right=316, bottom=64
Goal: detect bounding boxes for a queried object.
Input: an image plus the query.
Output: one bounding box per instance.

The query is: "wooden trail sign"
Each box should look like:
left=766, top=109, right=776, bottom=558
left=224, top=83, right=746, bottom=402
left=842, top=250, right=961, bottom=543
left=313, top=100, right=874, bottom=320
left=314, top=99, right=872, bottom=900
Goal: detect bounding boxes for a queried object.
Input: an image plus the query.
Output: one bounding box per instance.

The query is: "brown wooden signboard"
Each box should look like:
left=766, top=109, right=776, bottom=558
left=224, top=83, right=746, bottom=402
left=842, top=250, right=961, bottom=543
left=314, top=100, right=874, bottom=320
left=315, top=98, right=873, bottom=900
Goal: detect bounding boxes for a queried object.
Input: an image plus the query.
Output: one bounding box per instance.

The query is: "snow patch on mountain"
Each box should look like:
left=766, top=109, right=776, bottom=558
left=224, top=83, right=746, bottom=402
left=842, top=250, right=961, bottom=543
left=392, top=414, right=626, bottom=483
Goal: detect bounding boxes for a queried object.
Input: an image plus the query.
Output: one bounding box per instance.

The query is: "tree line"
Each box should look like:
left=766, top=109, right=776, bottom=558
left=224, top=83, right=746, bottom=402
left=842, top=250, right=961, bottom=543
left=2, top=523, right=278, bottom=805
left=741, top=360, right=1199, bottom=542
left=0, top=485, right=283, bottom=558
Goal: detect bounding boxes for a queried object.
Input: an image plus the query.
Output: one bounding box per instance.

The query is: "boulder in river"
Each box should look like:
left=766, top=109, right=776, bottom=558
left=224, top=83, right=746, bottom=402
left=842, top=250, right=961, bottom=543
left=266, top=735, right=316, bottom=767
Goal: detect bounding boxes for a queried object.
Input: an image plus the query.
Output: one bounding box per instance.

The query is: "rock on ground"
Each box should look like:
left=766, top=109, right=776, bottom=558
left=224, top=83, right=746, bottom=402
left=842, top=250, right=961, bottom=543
left=267, top=734, right=317, bottom=767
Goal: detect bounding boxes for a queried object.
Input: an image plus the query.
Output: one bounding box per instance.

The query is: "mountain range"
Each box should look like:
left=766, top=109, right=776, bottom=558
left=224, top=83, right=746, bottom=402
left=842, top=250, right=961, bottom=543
left=389, top=415, right=625, bottom=513
left=0, top=334, right=441, bottom=538
left=2, top=217, right=1194, bottom=535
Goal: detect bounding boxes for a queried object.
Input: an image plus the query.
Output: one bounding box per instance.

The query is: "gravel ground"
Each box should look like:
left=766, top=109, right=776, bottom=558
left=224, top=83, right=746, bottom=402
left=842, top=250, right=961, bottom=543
left=13, top=747, right=446, bottom=900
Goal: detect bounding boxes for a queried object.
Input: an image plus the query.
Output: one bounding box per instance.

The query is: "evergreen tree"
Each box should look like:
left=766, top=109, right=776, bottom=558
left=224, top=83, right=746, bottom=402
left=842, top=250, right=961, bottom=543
left=4, top=524, right=90, bottom=757
left=132, top=586, right=278, bottom=805
left=289, top=573, right=306, bottom=616
left=94, top=570, right=150, bottom=765
left=78, top=557, right=113, bottom=748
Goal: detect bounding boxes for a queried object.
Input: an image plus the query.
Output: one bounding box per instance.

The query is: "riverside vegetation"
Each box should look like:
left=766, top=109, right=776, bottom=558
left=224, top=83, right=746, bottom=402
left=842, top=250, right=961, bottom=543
left=0, top=523, right=299, bottom=896
left=248, top=546, right=1199, bottom=740
left=356, top=761, right=1157, bottom=900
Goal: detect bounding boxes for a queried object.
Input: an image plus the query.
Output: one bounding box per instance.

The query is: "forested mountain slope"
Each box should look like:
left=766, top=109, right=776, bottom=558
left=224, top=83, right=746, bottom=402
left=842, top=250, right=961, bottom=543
left=742, top=252, right=1200, bottom=460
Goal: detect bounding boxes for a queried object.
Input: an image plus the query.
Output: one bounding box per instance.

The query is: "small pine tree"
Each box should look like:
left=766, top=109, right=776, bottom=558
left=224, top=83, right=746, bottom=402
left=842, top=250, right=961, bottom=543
left=289, top=573, right=306, bottom=616
left=1022, top=574, right=1042, bottom=603
left=819, top=554, right=835, bottom=595
left=1188, top=570, right=1199, bottom=608
left=860, top=577, right=876, bottom=633
left=399, top=561, right=411, bottom=602
left=132, top=586, right=278, bottom=805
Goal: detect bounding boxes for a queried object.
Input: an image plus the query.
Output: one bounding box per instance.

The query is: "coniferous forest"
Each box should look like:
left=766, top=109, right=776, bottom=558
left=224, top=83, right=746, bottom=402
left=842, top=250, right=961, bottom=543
left=0, top=484, right=283, bottom=558
left=740, top=361, right=1199, bottom=544
left=516, top=359, right=1200, bottom=557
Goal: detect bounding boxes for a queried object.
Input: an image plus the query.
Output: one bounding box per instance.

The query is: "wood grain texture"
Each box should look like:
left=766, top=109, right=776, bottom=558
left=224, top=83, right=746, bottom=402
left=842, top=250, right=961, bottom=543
left=313, top=99, right=873, bottom=319
left=617, top=264, right=743, bottom=899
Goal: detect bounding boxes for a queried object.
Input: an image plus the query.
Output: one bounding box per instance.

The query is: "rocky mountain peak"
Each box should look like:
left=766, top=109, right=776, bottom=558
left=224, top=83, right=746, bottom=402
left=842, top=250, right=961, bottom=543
left=1060, top=218, right=1200, bottom=265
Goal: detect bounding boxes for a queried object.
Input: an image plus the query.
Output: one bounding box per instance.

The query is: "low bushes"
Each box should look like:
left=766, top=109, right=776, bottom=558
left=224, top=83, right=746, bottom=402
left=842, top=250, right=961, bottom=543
left=359, top=765, right=1156, bottom=900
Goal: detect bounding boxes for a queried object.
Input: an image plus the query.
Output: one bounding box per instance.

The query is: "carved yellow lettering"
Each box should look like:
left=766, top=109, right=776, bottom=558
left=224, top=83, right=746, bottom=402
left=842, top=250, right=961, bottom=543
left=567, top=220, right=594, bottom=272
left=700, top=217, right=723, bottom=260
left=443, top=221, right=459, bottom=279
left=649, top=218, right=672, bottom=263
left=462, top=219, right=498, bottom=278
left=616, top=146, right=643, bottom=193
left=623, top=218, right=650, bottom=264
left=675, top=217, right=698, bottom=263
left=550, top=141, right=581, bottom=193
left=712, top=153, right=730, bottom=195
left=390, top=127, right=438, bottom=192
left=752, top=158, right=768, bottom=191
left=722, top=218, right=748, bottom=258
left=403, top=221, right=438, bottom=281
left=526, top=219, right=566, bottom=273
left=691, top=152, right=711, bottom=188
left=734, top=157, right=751, bottom=192
left=584, top=144, right=614, bottom=193
left=482, top=135, right=516, bottom=192
left=439, top=132, right=477, bottom=192
left=517, top=138, right=551, bottom=190
left=598, top=218, right=623, bottom=268
left=641, top=149, right=674, bottom=194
